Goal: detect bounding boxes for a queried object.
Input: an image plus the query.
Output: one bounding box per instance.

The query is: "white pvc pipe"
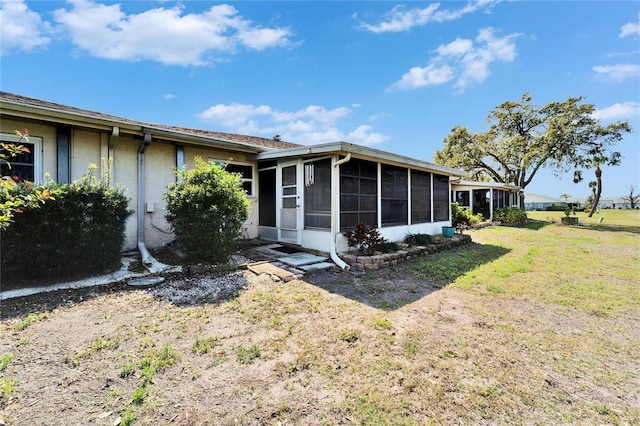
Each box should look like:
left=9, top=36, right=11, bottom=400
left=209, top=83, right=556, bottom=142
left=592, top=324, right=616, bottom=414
left=136, top=133, right=171, bottom=274
left=330, top=153, right=352, bottom=271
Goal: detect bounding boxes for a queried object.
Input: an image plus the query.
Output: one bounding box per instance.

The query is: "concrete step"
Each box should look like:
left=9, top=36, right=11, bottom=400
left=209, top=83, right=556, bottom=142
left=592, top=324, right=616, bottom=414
left=278, top=253, right=329, bottom=267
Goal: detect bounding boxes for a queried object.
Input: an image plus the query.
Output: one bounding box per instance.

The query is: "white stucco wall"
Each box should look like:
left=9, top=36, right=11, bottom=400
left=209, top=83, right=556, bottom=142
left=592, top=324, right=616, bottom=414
left=71, top=129, right=101, bottom=180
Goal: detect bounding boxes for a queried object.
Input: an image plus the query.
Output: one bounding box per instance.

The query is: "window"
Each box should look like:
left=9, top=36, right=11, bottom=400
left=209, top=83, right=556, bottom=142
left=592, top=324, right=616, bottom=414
left=493, top=189, right=506, bottom=210
left=304, top=159, right=331, bottom=229
left=411, top=170, right=431, bottom=223
left=340, top=158, right=377, bottom=230
left=0, top=133, right=42, bottom=183
left=455, top=191, right=470, bottom=207
left=432, top=174, right=450, bottom=221
left=209, top=160, right=254, bottom=196
left=381, top=164, right=408, bottom=226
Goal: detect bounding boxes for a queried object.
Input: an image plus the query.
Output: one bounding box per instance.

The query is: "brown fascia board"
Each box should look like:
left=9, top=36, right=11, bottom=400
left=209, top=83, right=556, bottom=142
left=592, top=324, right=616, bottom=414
left=254, top=141, right=467, bottom=177
left=0, top=91, right=299, bottom=153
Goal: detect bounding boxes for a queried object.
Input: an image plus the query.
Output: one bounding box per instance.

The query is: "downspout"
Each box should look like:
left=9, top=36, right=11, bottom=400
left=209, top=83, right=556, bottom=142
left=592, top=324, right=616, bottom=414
left=330, top=153, right=352, bottom=271
left=108, top=127, right=118, bottom=184
left=137, top=133, right=169, bottom=273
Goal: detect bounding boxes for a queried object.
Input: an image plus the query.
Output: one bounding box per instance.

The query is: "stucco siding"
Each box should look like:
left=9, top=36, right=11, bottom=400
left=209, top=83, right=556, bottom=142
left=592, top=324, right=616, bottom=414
left=71, top=129, right=101, bottom=180
left=112, top=136, right=140, bottom=250
left=142, top=142, right=177, bottom=249
left=183, top=146, right=252, bottom=167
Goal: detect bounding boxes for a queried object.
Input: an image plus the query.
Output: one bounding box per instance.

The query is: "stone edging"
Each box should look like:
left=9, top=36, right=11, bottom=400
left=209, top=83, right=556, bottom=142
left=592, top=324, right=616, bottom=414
left=339, top=234, right=472, bottom=272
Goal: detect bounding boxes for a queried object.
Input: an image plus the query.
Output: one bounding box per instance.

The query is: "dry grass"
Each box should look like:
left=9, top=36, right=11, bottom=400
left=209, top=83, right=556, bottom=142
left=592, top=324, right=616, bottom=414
left=1, top=211, right=639, bottom=425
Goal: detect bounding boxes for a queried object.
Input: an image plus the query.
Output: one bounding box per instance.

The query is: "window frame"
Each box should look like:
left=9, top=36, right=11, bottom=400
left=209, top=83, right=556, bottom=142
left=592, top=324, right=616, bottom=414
left=410, top=169, right=431, bottom=224
left=432, top=173, right=450, bottom=222
left=209, top=159, right=255, bottom=197
left=381, top=164, right=408, bottom=227
left=303, top=158, right=332, bottom=230
left=339, top=158, right=378, bottom=231
left=0, top=132, right=43, bottom=183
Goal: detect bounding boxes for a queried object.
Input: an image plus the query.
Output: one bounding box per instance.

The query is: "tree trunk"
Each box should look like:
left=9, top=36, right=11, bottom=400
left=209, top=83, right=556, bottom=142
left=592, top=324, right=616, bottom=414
left=588, top=167, right=602, bottom=217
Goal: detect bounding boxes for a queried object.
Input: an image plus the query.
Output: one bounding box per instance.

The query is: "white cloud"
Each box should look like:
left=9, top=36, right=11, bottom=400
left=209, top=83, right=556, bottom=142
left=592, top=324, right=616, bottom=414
left=355, top=0, right=500, bottom=33
left=619, top=12, right=640, bottom=38
left=0, top=0, right=52, bottom=55
left=593, top=64, right=640, bottom=82
left=163, top=93, right=176, bottom=100
left=388, top=28, right=519, bottom=92
left=389, top=64, right=455, bottom=91
left=347, top=125, right=389, bottom=145
left=592, top=101, right=640, bottom=121
left=51, top=0, right=294, bottom=66
left=197, top=103, right=389, bottom=146
left=197, top=103, right=274, bottom=127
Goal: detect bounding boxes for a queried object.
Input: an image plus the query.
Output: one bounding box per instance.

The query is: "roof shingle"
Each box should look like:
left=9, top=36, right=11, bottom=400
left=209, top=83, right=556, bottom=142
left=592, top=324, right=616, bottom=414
left=0, top=91, right=300, bottom=150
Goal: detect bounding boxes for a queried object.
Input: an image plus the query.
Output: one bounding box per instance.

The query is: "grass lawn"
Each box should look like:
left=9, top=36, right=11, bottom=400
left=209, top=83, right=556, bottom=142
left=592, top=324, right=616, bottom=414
left=1, top=210, right=639, bottom=425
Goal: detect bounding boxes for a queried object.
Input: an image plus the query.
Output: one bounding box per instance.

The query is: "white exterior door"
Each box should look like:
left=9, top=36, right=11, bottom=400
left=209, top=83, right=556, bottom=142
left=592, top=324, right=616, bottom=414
left=277, top=162, right=302, bottom=244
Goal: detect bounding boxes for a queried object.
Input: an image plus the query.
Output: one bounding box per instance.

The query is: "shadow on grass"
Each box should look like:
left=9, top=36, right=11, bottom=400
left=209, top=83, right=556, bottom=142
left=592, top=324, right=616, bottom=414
left=304, top=242, right=510, bottom=311
left=579, top=223, right=640, bottom=235
left=523, top=219, right=550, bottom=231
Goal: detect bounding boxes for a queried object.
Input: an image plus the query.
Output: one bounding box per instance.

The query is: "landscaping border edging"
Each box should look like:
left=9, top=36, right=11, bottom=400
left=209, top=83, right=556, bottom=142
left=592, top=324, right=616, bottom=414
left=340, top=234, right=472, bottom=271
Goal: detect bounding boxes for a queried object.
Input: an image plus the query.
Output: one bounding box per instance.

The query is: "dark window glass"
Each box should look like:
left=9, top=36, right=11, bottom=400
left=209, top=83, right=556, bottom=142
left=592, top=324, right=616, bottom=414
left=340, top=158, right=378, bottom=230
left=493, top=189, right=500, bottom=210
left=455, top=191, right=470, bottom=206
left=340, top=194, right=359, bottom=211
left=433, top=174, right=450, bottom=221
left=411, top=170, right=431, bottom=223
left=304, top=159, right=331, bottom=229
left=225, top=164, right=252, bottom=179
left=282, top=166, right=296, bottom=186
left=381, top=165, right=408, bottom=226
left=0, top=142, right=35, bottom=182
left=360, top=194, right=377, bottom=211
left=223, top=163, right=253, bottom=195
left=258, top=169, right=276, bottom=227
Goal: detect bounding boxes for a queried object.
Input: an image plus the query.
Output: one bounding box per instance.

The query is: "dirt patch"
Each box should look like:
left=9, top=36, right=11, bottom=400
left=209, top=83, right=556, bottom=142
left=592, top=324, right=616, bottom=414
left=1, top=241, right=638, bottom=425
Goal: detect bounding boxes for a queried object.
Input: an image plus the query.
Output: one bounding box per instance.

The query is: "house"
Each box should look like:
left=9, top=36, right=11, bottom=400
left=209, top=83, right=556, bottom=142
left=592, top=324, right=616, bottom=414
left=523, top=194, right=567, bottom=211
left=451, top=180, right=522, bottom=220
left=569, top=196, right=633, bottom=210
left=1, top=92, right=466, bottom=269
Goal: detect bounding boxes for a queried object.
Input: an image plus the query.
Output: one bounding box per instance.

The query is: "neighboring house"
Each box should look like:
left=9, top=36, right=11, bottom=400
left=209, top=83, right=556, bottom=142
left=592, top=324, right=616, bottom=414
left=524, top=194, right=567, bottom=211
left=0, top=92, right=466, bottom=268
left=569, top=197, right=632, bottom=209
left=451, top=180, right=522, bottom=220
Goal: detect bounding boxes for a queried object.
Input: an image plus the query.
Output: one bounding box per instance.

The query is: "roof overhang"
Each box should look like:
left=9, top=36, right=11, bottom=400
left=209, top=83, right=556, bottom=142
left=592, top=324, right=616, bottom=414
left=254, top=141, right=466, bottom=177
left=1, top=97, right=272, bottom=154
left=452, top=179, right=522, bottom=191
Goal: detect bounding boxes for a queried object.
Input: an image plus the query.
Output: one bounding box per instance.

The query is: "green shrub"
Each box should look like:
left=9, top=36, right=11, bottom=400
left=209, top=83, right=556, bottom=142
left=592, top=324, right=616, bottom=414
left=545, top=205, right=566, bottom=211
left=343, top=222, right=385, bottom=255
left=379, top=241, right=400, bottom=253
left=163, top=157, right=250, bottom=263
left=1, top=165, right=131, bottom=282
left=404, top=233, right=435, bottom=247
left=452, top=202, right=482, bottom=227
left=494, top=207, right=528, bottom=224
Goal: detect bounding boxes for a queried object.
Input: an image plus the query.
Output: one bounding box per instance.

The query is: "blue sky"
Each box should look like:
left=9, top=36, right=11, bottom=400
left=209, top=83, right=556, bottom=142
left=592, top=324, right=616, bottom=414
left=1, top=0, right=639, bottom=199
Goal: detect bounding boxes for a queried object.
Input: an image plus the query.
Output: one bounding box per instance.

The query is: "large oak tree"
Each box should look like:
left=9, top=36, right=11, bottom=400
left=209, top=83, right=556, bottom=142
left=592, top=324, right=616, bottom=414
left=434, top=93, right=632, bottom=210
